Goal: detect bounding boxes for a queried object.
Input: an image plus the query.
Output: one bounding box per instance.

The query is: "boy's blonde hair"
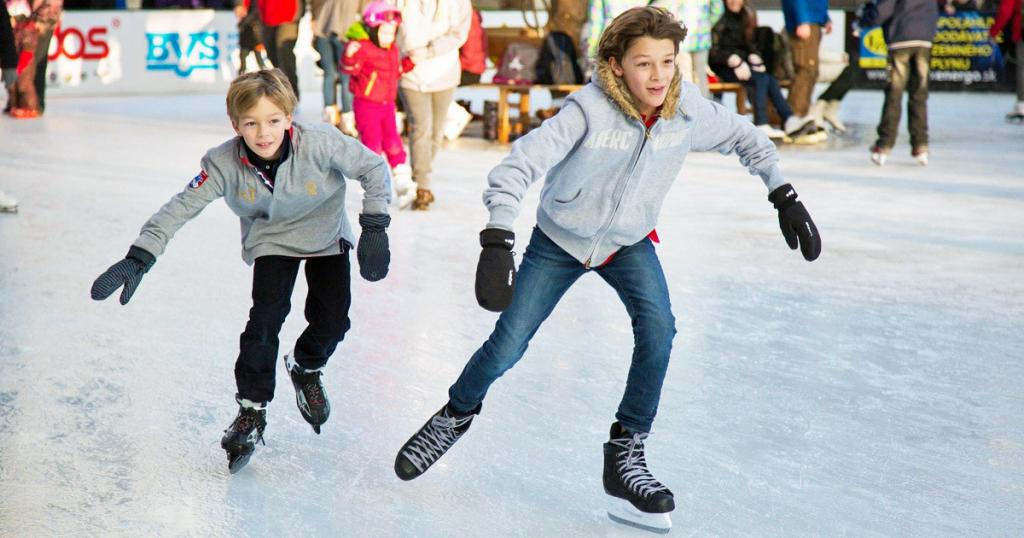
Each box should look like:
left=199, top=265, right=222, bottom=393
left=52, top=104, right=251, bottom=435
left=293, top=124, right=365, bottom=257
left=225, top=69, right=298, bottom=123
left=597, top=7, right=688, bottom=64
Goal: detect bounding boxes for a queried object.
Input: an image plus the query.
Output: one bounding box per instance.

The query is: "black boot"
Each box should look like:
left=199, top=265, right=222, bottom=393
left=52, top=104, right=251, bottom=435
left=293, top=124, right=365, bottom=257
left=285, top=351, right=330, bottom=434
left=221, top=396, right=267, bottom=474
left=603, top=422, right=674, bottom=533
left=394, top=402, right=480, bottom=481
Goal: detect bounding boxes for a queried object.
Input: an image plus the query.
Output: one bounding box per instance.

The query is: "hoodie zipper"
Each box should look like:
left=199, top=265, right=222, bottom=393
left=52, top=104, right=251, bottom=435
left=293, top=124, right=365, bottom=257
left=583, top=120, right=652, bottom=268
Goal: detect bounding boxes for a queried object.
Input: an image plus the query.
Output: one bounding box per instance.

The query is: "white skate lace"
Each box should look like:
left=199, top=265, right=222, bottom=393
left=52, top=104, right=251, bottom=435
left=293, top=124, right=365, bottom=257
left=403, top=410, right=473, bottom=472
left=611, top=432, right=668, bottom=498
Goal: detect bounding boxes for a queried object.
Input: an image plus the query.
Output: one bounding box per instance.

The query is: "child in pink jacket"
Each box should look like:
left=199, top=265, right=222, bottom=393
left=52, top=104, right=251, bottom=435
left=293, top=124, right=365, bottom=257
left=342, top=1, right=418, bottom=207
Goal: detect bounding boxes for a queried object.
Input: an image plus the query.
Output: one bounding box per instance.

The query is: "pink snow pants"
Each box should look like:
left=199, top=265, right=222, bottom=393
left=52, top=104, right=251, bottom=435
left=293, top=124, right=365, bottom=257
left=353, top=97, right=406, bottom=168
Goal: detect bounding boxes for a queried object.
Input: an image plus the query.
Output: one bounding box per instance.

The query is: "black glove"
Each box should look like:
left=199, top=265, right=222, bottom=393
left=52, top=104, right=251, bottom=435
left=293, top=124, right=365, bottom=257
left=357, top=213, right=391, bottom=281
left=475, top=228, right=516, bottom=312
left=768, top=184, right=821, bottom=261
left=91, top=246, right=157, bottom=305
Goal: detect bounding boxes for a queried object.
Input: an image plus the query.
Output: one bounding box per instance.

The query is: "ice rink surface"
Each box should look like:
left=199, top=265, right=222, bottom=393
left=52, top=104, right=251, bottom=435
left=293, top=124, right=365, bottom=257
left=1, top=89, right=1022, bottom=537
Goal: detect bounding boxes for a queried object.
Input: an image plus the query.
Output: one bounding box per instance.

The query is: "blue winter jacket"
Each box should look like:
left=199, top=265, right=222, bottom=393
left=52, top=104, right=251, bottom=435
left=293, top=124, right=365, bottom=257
left=482, top=61, right=787, bottom=267
left=782, top=0, right=831, bottom=33
left=860, top=0, right=939, bottom=49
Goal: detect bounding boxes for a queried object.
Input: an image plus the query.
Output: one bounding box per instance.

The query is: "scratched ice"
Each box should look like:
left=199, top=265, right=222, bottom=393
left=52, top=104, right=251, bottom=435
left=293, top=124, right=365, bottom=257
left=1, top=90, right=1022, bottom=536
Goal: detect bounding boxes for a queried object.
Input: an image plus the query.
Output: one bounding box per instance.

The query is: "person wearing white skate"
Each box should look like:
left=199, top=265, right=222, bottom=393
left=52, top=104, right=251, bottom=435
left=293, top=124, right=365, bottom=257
left=861, top=0, right=938, bottom=166
left=989, top=0, right=1024, bottom=123
left=0, top=190, right=18, bottom=213
left=394, top=8, right=821, bottom=534
left=90, top=69, right=392, bottom=473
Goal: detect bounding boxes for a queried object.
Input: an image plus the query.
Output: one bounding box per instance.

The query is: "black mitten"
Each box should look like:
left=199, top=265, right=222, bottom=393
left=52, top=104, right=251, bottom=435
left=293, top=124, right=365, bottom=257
left=91, top=246, right=157, bottom=305
left=475, top=228, right=516, bottom=312
left=768, top=184, right=821, bottom=261
left=357, top=213, right=391, bottom=281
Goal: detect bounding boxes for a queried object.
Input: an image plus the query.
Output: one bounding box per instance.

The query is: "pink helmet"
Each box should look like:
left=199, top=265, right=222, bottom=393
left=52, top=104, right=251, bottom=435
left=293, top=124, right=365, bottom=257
left=362, top=1, right=402, bottom=27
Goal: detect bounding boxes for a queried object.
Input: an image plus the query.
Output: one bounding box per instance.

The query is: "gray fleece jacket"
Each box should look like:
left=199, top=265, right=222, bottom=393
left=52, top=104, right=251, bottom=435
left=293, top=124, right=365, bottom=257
left=132, top=122, right=391, bottom=265
left=483, top=61, right=786, bottom=267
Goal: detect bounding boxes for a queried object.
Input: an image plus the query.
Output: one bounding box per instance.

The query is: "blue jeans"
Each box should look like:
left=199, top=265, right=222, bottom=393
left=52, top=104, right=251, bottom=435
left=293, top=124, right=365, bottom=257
left=448, top=228, right=677, bottom=433
left=749, top=71, right=792, bottom=126
left=314, top=35, right=352, bottom=112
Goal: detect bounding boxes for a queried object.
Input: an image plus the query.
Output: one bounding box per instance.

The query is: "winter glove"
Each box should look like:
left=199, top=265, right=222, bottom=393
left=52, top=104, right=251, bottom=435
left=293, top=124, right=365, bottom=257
left=91, top=246, right=157, bottom=305
left=768, top=184, right=821, bottom=261
left=1, top=69, right=16, bottom=88
left=727, top=54, right=751, bottom=81
left=356, top=213, right=390, bottom=281
left=748, top=53, right=766, bottom=73
left=475, top=228, right=516, bottom=312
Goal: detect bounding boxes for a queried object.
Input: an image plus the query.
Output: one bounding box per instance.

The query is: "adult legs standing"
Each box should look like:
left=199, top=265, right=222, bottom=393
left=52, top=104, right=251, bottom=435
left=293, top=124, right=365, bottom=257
left=263, top=23, right=300, bottom=99
left=906, top=47, right=931, bottom=153
left=874, top=48, right=912, bottom=151
left=787, top=24, right=821, bottom=118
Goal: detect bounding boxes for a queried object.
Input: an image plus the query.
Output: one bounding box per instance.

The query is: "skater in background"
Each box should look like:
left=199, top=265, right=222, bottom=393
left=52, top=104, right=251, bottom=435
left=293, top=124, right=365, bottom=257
left=459, top=4, right=486, bottom=85
left=89, top=69, right=393, bottom=473
left=664, top=0, right=723, bottom=97
left=236, top=0, right=303, bottom=99
left=311, top=0, right=360, bottom=135
left=235, top=0, right=267, bottom=74
left=5, top=0, right=60, bottom=118
left=342, top=0, right=418, bottom=208
left=1, top=0, right=19, bottom=212
left=989, top=0, right=1023, bottom=122
left=398, top=0, right=472, bottom=210
left=781, top=0, right=830, bottom=143
left=860, top=0, right=938, bottom=165
left=393, top=7, right=820, bottom=533
left=710, top=0, right=816, bottom=139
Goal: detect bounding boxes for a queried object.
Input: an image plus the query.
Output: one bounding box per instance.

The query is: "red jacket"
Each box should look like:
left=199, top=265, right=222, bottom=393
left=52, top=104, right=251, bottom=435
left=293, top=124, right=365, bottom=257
left=245, top=0, right=300, bottom=28
left=341, top=38, right=415, bottom=104
left=460, top=8, right=487, bottom=75
left=990, top=0, right=1022, bottom=43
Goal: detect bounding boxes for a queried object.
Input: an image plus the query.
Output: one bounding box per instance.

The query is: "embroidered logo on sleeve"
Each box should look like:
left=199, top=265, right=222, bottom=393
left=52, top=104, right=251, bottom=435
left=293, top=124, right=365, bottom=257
left=188, top=170, right=209, bottom=189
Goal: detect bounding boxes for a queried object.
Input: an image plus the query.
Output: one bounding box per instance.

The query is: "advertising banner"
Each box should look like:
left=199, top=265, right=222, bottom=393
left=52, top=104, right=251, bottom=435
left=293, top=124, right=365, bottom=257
left=854, top=9, right=1015, bottom=92
left=45, top=10, right=320, bottom=96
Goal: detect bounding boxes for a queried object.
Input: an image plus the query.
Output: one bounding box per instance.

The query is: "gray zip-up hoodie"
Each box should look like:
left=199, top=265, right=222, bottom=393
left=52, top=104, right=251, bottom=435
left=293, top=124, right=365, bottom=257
left=483, top=61, right=786, bottom=267
left=132, top=122, right=391, bottom=265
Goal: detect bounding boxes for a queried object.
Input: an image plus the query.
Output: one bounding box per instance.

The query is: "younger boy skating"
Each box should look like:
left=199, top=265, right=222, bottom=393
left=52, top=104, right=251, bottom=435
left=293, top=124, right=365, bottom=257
left=393, top=7, right=820, bottom=533
left=90, top=69, right=393, bottom=473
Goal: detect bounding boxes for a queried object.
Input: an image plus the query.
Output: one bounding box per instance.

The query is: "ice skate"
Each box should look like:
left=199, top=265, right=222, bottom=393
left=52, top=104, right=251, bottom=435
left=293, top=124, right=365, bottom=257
left=284, top=351, right=330, bottom=434
left=1005, top=102, right=1024, bottom=124
left=394, top=403, right=479, bottom=480
left=392, top=164, right=417, bottom=209
left=340, top=111, right=359, bottom=137
left=411, top=188, right=434, bottom=211
left=221, top=396, right=267, bottom=474
left=870, top=145, right=889, bottom=166
left=757, top=124, right=787, bottom=140
left=912, top=146, right=929, bottom=166
left=0, top=191, right=18, bottom=213
left=322, top=105, right=340, bottom=126
left=822, top=100, right=847, bottom=132
left=603, top=422, right=674, bottom=534
left=784, top=114, right=816, bottom=137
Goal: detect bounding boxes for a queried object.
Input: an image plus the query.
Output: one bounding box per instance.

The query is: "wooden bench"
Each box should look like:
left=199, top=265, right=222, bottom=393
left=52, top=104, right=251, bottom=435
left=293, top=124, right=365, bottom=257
left=467, top=79, right=791, bottom=144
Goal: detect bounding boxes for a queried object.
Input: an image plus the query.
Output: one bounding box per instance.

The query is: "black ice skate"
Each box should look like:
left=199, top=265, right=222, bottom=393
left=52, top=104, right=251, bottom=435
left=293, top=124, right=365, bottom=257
left=221, top=396, right=267, bottom=474
left=284, top=351, right=330, bottom=434
left=394, top=403, right=479, bottom=481
left=603, top=422, right=675, bottom=534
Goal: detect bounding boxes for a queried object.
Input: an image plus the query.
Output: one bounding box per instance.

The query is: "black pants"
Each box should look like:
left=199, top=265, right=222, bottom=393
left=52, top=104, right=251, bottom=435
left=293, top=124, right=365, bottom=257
left=236, top=253, right=351, bottom=402
left=262, top=23, right=300, bottom=99
left=875, top=47, right=931, bottom=150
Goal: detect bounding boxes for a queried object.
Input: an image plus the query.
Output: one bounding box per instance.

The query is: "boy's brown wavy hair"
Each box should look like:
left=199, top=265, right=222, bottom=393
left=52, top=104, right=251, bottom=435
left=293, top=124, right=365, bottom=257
left=226, top=69, right=297, bottom=124
left=597, top=6, right=689, bottom=64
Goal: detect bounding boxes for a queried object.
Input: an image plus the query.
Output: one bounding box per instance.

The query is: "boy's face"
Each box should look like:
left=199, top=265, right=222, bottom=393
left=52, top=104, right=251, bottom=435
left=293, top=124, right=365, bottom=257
left=610, top=37, right=677, bottom=117
left=377, top=22, right=397, bottom=48
left=233, top=96, right=293, bottom=160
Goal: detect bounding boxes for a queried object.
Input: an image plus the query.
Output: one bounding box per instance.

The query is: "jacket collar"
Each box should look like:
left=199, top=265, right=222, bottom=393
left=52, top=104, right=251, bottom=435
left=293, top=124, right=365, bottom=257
left=593, top=59, right=682, bottom=122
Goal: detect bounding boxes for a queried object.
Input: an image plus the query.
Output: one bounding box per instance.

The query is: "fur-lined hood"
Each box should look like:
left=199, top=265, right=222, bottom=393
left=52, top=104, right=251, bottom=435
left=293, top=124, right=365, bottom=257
left=592, top=59, right=683, bottom=122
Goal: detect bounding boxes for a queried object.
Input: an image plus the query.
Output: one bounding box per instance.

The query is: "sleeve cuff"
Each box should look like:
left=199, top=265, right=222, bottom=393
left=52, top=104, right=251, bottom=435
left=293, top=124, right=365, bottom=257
left=362, top=199, right=389, bottom=215
left=760, top=163, right=786, bottom=192
left=485, top=205, right=518, bottom=231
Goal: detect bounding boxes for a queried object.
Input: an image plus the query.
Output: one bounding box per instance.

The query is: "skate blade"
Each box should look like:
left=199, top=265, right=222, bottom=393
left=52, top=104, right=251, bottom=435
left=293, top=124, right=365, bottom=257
left=227, top=452, right=253, bottom=474
left=0, top=207, right=17, bottom=213
left=607, top=497, right=672, bottom=534
left=312, top=424, right=321, bottom=435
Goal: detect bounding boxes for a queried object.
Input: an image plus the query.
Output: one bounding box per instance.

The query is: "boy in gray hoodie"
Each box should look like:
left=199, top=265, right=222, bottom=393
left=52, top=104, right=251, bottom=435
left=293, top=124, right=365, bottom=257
left=90, top=69, right=393, bottom=473
left=392, top=7, right=820, bottom=533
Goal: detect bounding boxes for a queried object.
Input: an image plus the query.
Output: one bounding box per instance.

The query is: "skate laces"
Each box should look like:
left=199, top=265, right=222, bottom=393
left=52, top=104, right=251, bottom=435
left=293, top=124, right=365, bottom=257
left=611, top=432, right=668, bottom=498
left=293, top=370, right=325, bottom=406
left=403, top=409, right=473, bottom=472
left=231, top=408, right=266, bottom=444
